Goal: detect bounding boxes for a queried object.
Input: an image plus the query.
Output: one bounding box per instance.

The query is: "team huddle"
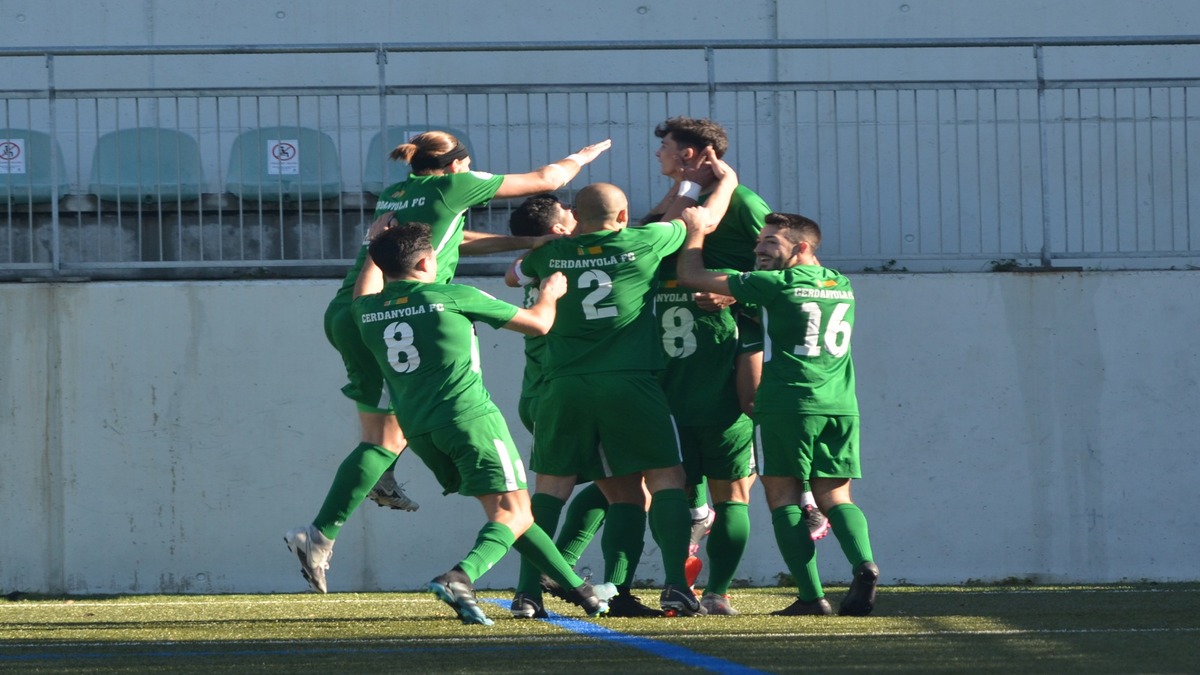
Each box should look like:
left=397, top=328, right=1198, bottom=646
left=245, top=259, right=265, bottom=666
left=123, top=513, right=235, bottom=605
left=285, top=117, right=879, bottom=624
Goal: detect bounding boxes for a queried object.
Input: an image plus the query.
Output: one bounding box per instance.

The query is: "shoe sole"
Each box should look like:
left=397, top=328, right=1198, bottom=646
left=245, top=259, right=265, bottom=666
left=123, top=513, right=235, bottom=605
left=661, top=599, right=706, bottom=617
left=427, top=581, right=493, bottom=626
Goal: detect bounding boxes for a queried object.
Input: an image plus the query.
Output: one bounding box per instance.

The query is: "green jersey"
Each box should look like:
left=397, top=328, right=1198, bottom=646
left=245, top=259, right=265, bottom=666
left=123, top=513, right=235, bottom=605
left=518, top=221, right=686, bottom=380
left=698, top=184, right=770, bottom=272
left=726, top=265, right=858, bottom=416
left=518, top=284, right=546, bottom=400
left=329, top=170, right=505, bottom=306
left=655, top=263, right=746, bottom=426
left=352, top=280, right=518, bottom=436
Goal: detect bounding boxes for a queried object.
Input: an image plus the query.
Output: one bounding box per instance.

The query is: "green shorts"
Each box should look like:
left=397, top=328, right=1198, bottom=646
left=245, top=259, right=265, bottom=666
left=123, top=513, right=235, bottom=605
left=533, top=371, right=681, bottom=480
left=406, top=410, right=528, bottom=497
left=324, top=297, right=391, bottom=414
left=678, top=414, right=755, bottom=484
left=517, top=394, right=538, bottom=435
left=754, top=413, right=861, bottom=480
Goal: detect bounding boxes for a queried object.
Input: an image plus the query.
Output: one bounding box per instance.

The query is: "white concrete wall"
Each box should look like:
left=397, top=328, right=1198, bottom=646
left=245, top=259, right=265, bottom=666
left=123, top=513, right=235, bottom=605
left=2, top=272, right=1197, bottom=594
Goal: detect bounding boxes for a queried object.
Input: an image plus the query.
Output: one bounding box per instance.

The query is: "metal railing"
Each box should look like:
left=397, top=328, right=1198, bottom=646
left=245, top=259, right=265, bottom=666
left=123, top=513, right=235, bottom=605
left=3, top=37, right=1199, bottom=278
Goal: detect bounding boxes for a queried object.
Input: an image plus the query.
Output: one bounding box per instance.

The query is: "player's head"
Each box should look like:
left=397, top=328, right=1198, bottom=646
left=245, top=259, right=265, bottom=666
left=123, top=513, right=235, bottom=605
left=369, top=222, right=436, bottom=280
left=509, top=194, right=577, bottom=237
left=654, top=116, right=729, bottom=176
left=390, top=130, right=471, bottom=175
left=755, top=212, right=821, bottom=270
left=572, top=183, right=629, bottom=231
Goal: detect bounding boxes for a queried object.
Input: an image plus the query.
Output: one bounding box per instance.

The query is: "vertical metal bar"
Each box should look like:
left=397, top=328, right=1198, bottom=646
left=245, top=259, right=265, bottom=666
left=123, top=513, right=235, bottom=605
left=46, top=53, right=61, bottom=274
left=1185, top=86, right=1193, bottom=250
left=974, top=88, right=984, bottom=253
left=1034, top=44, right=1052, bottom=266
left=705, top=46, right=716, bottom=119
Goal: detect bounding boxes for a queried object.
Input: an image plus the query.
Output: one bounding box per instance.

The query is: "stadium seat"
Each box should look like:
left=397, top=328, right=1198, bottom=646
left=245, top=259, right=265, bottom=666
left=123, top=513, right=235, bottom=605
left=88, top=127, right=206, bottom=204
left=0, top=128, right=70, bottom=205
left=362, top=125, right=473, bottom=195
left=226, top=126, right=342, bottom=202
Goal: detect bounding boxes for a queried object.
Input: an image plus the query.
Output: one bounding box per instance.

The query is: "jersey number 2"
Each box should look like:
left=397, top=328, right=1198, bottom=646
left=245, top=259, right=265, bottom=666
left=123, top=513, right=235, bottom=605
left=579, top=270, right=618, bottom=320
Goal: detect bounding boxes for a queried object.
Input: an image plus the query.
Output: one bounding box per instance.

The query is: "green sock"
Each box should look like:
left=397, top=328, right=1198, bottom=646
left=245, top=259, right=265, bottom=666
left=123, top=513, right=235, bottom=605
left=649, top=488, right=691, bottom=586
left=771, top=505, right=823, bottom=601
left=515, top=493, right=566, bottom=596
left=313, top=443, right=396, bottom=540
left=601, top=503, right=646, bottom=586
left=826, top=503, right=874, bottom=568
left=688, top=477, right=709, bottom=510
left=513, top=523, right=584, bottom=591
left=457, top=521, right=516, bottom=583
left=557, top=483, right=608, bottom=566
left=705, top=501, right=750, bottom=595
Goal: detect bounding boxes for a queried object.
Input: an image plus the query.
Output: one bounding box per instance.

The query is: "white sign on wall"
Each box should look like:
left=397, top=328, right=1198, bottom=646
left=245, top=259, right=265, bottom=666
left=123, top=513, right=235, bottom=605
left=266, top=139, right=300, bottom=175
left=0, top=139, right=27, bottom=174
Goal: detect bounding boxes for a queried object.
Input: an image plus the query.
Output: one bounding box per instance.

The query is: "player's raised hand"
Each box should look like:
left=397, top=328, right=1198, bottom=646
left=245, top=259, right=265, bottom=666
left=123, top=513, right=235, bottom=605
left=572, top=139, right=613, bottom=165
left=539, top=271, right=568, bottom=300
left=701, top=146, right=737, bottom=185
left=366, top=212, right=398, bottom=240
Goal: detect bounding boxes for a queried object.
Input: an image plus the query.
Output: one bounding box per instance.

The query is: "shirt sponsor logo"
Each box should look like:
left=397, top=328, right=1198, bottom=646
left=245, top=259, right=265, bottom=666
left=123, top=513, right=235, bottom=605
left=360, top=303, right=445, bottom=323
left=549, top=251, right=636, bottom=269
left=793, top=288, right=854, bottom=300
left=375, top=196, right=428, bottom=211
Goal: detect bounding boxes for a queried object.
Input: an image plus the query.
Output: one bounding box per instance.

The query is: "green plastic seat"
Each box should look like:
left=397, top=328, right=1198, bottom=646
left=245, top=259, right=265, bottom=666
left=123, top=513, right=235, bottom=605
left=362, top=126, right=473, bottom=195
left=226, top=126, right=342, bottom=202
left=88, top=127, right=206, bottom=204
left=1, top=128, right=70, bottom=205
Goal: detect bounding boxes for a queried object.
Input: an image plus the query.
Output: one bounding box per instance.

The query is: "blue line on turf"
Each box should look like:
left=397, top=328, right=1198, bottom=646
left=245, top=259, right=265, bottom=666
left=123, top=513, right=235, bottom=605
left=482, top=598, right=766, bottom=675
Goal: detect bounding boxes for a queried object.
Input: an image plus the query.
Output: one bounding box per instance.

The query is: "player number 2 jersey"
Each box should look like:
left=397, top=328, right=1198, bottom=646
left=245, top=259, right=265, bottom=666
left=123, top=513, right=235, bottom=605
left=518, top=221, right=686, bottom=380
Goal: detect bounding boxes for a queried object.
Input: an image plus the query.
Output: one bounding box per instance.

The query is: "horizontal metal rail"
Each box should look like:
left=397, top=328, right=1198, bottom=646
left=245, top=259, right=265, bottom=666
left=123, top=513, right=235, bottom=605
left=3, top=38, right=1198, bottom=278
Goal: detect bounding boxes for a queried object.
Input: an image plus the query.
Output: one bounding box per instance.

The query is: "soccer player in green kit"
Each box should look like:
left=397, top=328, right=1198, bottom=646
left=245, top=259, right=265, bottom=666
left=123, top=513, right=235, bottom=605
left=675, top=159, right=880, bottom=617
left=350, top=222, right=607, bottom=625
left=655, top=261, right=761, bottom=615
left=286, top=130, right=610, bottom=594
left=507, top=195, right=663, bottom=618
left=509, top=182, right=704, bottom=616
left=646, top=117, right=829, bottom=548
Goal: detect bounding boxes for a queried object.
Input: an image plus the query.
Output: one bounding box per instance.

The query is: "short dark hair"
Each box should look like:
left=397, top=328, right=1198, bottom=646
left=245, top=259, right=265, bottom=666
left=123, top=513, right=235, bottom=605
left=508, top=194, right=563, bottom=237
left=765, top=212, right=822, bottom=250
left=654, top=116, right=729, bottom=158
left=368, top=222, right=433, bottom=278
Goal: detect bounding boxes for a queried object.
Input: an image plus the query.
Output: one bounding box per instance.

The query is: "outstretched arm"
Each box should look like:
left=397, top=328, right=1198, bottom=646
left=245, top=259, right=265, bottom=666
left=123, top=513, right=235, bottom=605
left=492, top=139, right=612, bottom=199
left=503, top=272, right=567, bottom=336
left=459, top=230, right=561, bottom=256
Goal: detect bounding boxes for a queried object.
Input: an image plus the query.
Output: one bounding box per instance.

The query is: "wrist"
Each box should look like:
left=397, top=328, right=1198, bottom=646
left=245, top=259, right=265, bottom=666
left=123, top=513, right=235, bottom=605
left=565, top=153, right=587, bottom=166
